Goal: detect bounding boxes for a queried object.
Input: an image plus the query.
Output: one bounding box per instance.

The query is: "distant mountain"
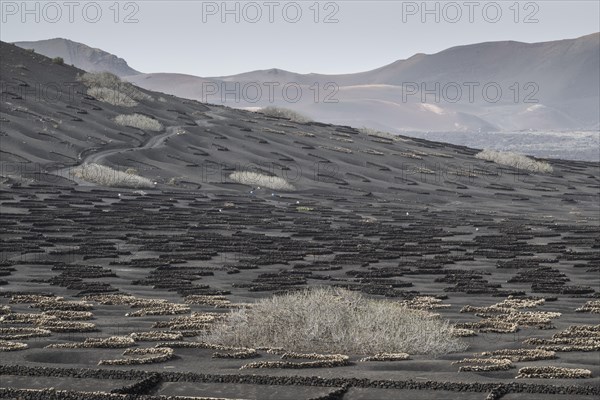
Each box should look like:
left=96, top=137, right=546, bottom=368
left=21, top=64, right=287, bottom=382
left=14, top=38, right=140, bottom=77
left=16, top=34, right=599, bottom=134
left=128, top=33, right=600, bottom=133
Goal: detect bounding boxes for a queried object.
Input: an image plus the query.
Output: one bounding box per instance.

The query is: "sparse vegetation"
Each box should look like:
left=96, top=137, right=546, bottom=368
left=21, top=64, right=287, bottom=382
left=359, top=127, right=401, bottom=141
left=114, top=113, right=163, bottom=131
left=229, top=171, right=295, bottom=191
left=51, top=57, right=64, bottom=65
left=71, top=163, right=154, bottom=188
left=87, top=87, right=138, bottom=107
left=258, top=106, right=311, bottom=123
left=204, top=287, right=466, bottom=355
left=78, top=71, right=153, bottom=106
left=476, top=149, right=553, bottom=173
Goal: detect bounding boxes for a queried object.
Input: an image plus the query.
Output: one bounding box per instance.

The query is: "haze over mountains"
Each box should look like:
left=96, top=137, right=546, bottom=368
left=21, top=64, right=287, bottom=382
left=14, top=34, right=600, bottom=160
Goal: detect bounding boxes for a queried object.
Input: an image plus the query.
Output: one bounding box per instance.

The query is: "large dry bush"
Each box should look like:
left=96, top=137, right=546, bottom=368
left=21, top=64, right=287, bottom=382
left=79, top=72, right=153, bottom=107
left=114, top=113, right=163, bottom=131
left=258, top=106, right=311, bottom=123
left=204, top=287, right=466, bottom=355
left=476, top=149, right=553, bottom=173
left=87, top=87, right=138, bottom=107
left=71, top=163, right=154, bottom=188
left=229, top=171, right=295, bottom=191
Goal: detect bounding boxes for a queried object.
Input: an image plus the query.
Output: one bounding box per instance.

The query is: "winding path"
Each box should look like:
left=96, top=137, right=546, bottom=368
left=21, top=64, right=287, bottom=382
left=54, top=112, right=218, bottom=185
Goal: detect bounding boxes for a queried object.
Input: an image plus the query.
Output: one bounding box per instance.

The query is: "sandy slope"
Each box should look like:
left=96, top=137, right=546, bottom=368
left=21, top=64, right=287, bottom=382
left=1, top=41, right=599, bottom=399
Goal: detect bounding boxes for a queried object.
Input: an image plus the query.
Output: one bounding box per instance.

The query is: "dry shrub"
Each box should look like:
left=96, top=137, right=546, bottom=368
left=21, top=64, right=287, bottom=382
left=0, top=340, right=28, bottom=351
left=204, top=287, right=466, bottom=356
left=114, top=113, right=163, bottom=131
left=320, top=145, right=353, bottom=154
left=359, top=127, right=401, bottom=142
left=98, top=347, right=174, bottom=365
left=229, top=171, right=295, bottom=191
left=79, top=71, right=122, bottom=88
left=516, top=366, right=592, bottom=379
left=87, top=87, right=137, bottom=107
left=79, top=72, right=153, bottom=106
left=258, top=106, right=311, bottom=123
left=71, top=163, right=154, bottom=188
left=360, top=353, right=410, bottom=362
left=476, top=149, right=553, bottom=173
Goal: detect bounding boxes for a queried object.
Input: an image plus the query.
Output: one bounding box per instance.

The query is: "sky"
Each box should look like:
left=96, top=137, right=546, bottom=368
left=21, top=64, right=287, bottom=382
left=1, top=1, right=599, bottom=76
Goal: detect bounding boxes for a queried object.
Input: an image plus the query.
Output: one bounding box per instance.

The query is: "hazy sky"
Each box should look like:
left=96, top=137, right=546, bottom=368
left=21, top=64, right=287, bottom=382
left=1, top=1, right=599, bottom=76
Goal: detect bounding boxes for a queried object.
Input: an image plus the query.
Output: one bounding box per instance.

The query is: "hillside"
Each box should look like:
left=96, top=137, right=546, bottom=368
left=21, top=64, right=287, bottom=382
left=15, top=35, right=599, bottom=136
left=1, top=40, right=599, bottom=400
left=2, top=41, right=599, bottom=217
